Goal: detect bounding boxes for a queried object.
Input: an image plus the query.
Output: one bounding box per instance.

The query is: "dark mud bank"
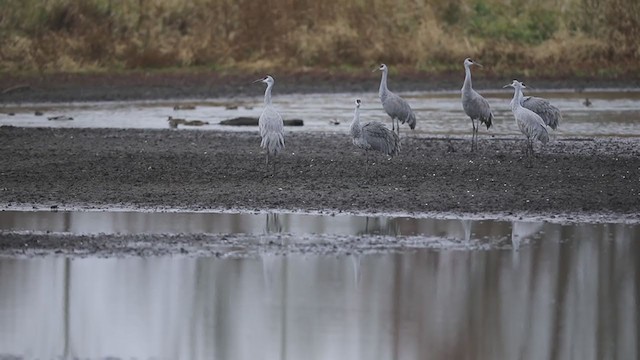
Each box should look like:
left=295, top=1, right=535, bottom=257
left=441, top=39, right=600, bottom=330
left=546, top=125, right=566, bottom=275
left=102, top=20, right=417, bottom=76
left=1, top=127, right=639, bottom=216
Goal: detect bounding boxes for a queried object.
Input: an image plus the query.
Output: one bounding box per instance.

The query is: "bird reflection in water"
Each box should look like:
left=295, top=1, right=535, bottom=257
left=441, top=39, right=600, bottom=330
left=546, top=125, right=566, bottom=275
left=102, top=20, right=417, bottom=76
left=361, top=217, right=401, bottom=236
left=265, top=213, right=283, bottom=234
left=511, top=221, right=545, bottom=251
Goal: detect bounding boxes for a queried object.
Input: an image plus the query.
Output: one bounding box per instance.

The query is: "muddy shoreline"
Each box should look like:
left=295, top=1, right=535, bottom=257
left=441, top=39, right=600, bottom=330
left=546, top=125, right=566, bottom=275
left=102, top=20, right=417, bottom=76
left=0, top=231, right=512, bottom=258
left=1, top=126, right=638, bottom=214
left=1, top=126, right=639, bottom=256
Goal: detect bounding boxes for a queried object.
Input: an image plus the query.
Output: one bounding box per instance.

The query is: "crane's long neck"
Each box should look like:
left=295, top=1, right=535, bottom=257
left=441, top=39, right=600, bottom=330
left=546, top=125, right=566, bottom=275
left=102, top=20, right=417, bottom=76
left=462, top=65, right=472, bottom=93
left=263, top=82, right=273, bottom=106
left=510, top=86, right=523, bottom=111
left=350, top=106, right=361, bottom=137
left=378, top=69, right=388, bottom=98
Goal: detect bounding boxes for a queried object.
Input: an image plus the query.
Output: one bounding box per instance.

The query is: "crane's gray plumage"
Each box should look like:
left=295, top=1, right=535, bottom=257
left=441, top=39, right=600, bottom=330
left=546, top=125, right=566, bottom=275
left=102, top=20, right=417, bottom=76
left=375, top=64, right=416, bottom=135
left=505, top=80, right=549, bottom=158
left=521, top=94, right=561, bottom=130
left=255, top=75, right=285, bottom=175
left=350, top=99, right=400, bottom=157
left=461, top=58, right=493, bottom=151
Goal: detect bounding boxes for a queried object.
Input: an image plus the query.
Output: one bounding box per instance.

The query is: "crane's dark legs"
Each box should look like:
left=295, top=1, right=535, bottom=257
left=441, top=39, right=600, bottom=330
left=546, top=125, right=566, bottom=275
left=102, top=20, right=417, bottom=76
left=365, top=151, right=371, bottom=172
left=474, top=123, right=479, bottom=151
left=263, top=153, right=272, bottom=179
left=470, top=118, right=477, bottom=152
left=262, top=153, right=278, bottom=178
left=529, top=139, right=535, bottom=157
left=391, top=118, right=400, bottom=136
left=522, top=139, right=529, bottom=157
left=523, top=138, right=534, bottom=167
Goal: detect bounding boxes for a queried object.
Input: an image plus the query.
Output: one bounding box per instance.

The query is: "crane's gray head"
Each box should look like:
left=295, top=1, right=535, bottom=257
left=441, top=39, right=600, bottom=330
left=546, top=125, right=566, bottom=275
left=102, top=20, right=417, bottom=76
left=503, top=79, right=525, bottom=89
left=464, top=58, right=483, bottom=68
left=373, top=63, right=388, bottom=72
left=253, top=75, right=275, bottom=86
left=355, top=99, right=361, bottom=108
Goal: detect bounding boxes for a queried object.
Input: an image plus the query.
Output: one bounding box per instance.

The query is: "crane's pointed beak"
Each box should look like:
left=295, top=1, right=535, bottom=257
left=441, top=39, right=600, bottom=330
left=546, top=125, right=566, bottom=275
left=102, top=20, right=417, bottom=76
left=252, top=78, right=263, bottom=84
left=372, top=66, right=380, bottom=72
left=474, top=62, right=483, bottom=68
left=503, top=84, right=511, bottom=88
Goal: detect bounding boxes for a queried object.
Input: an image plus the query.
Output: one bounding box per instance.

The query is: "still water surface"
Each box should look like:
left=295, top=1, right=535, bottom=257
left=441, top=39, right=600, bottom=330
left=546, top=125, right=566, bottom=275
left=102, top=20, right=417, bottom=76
left=0, top=235, right=637, bottom=359
left=0, top=210, right=638, bottom=359
left=2, top=90, right=640, bottom=137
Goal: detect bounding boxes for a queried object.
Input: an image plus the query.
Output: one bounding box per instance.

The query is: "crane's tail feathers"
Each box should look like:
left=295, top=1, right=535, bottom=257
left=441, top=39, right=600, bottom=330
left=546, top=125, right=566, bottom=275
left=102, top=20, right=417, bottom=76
left=406, top=112, right=416, bottom=130
left=482, top=113, right=493, bottom=130
left=261, top=132, right=285, bottom=156
left=388, top=131, right=401, bottom=156
left=536, top=128, right=550, bottom=144
left=547, top=112, right=561, bottom=130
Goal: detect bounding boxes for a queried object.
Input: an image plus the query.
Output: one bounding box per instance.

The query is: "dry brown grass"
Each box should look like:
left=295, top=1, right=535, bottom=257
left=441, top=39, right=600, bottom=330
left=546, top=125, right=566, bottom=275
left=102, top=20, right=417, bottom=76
left=0, top=0, right=637, bottom=77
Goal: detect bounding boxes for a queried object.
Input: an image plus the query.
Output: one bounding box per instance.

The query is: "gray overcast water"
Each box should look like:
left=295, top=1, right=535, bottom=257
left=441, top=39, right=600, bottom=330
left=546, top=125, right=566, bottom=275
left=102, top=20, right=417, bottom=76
left=0, top=210, right=638, bottom=359
left=2, top=90, right=640, bottom=137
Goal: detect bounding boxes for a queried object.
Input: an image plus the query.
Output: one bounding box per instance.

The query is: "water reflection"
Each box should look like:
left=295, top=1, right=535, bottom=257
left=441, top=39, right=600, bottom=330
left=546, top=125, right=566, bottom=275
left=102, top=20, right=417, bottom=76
left=511, top=221, right=546, bottom=250
left=0, top=210, right=516, bottom=239
left=0, top=228, right=637, bottom=359
left=265, top=212, right=282, bottom=234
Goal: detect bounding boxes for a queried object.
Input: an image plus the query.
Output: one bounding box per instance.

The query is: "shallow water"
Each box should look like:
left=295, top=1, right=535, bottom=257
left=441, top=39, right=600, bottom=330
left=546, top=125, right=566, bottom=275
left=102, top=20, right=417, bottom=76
left=0, top=229, right=637, bottom=359
left=2, top=90, right=640, bottom=137
left=0, top=210, right=638, bottom=245
left=1, top=211, right=638, bottom=358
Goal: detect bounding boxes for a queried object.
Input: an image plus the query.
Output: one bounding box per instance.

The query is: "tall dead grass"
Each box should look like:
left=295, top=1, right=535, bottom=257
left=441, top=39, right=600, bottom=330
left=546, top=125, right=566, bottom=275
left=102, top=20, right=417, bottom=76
left=0, top=0, right=637, bottom=76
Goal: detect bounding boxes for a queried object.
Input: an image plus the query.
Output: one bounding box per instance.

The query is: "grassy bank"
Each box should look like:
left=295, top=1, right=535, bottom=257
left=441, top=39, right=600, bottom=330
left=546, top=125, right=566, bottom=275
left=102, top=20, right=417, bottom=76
left=0, top=0, right=638, bottom=77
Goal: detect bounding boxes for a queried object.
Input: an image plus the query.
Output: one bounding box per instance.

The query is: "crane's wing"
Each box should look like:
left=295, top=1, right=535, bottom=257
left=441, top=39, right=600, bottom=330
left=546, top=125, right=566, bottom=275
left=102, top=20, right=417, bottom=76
left=518, top=109, right=549, bottom=144
left=362, top=121, right=401, bottom=156
left=382, top=92, right=416, bottom=129
left=259, top=106, right=284, bottom=137
left=522, top=96, right=561, bottom=130
left=463, top=91, right=493, bottom=129
left=259, top=105, right=285, bottom=154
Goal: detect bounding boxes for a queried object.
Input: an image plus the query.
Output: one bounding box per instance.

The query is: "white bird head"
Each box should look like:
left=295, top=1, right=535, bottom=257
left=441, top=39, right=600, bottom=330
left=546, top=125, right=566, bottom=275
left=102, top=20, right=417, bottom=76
left=373, top=63, right=388, bottom=72
left=464, top=58, right=483, bottom=68
left=253, top=75, right=275, bottom=86
left=355, top=99, right=361, bottom=108
left=503, top=79, right=525, bottom=89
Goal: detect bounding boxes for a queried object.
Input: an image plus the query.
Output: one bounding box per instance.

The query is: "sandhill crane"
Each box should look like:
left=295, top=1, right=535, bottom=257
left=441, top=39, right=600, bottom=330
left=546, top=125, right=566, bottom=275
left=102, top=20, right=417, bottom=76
left=461, top=58, right=493, bottom=151
left=374, top=64, right=416, bottom=135
left=350, top=99, right=400, bottom=167
left=504, top=80, right=549, bottom=158
left=254, top=75, right=285, bottom=176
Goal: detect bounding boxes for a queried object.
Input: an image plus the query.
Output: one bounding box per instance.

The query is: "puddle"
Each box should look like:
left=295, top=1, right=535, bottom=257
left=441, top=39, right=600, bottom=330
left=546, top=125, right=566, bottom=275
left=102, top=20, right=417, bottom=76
left=0, top=210, right=638, bottom=256
left=1, top=210, right=637, bottom=358
left=0, top=232, right=637, bottom=359
left=0, top=210, right=637, bottom=242
left=1, top=90, right=640, bottom=137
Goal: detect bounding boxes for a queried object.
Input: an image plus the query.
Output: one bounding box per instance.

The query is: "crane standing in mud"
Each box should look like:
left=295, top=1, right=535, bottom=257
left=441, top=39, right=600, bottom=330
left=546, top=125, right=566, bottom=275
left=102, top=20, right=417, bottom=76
left=374, top=64, right=416, bottom=136
left=504, top=80, right=549, bottom=158
left=254, top=75, right=285, bottom=177
left=461, top=58, right=493, bottom=152
left=349, top=99, right=401, bottom=168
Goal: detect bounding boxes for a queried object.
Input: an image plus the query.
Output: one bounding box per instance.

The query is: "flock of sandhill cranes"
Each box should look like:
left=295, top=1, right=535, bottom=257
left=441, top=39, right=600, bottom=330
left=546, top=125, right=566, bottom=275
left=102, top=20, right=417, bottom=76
left=255, top=58, right=562, bottom=176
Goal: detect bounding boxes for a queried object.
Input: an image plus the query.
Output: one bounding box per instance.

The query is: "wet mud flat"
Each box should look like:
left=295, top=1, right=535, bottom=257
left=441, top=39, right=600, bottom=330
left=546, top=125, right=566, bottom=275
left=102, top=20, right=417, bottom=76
left=1, top=126, right=639, bottom=256
left=1, top=126, right=638, bottom=215
left=0, top=231, right=502, bottom=258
